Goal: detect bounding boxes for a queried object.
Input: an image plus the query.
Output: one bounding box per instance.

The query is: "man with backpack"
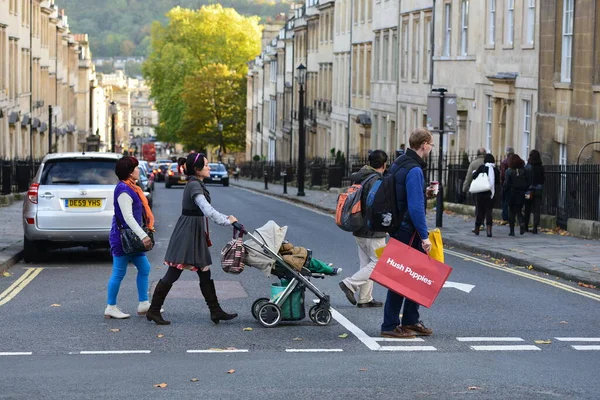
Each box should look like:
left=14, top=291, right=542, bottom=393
left=380, top=128, right=435, bottom=339
left=339, top=150, right=388, bottom=308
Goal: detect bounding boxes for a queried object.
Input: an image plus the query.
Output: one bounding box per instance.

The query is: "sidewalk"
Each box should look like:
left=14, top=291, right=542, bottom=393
left=231, top=178, right=600, bottom=287
left=0, top=200, right=24, bottom=274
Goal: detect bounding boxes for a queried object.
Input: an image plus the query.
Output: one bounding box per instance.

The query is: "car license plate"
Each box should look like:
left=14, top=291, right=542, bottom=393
left=65, top=199, right=102, bottom=208
left=211, top=176, right=221, bottom=181
left=178, top=180, right=187, bottom=184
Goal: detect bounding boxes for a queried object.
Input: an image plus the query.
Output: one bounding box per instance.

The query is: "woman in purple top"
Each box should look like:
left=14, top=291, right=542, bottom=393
left=105, top=157, right=155, bottom=319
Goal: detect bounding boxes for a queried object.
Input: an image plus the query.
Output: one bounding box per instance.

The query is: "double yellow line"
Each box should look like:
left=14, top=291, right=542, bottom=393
left=0, top=268, right=44, bottom=307
left=445, top=249, right=600, bottom=302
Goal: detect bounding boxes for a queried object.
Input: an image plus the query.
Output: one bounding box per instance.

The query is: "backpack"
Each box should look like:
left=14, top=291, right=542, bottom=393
left=512, top=169, right=529, bottom=191
left=365, top=158, right=409, bottom=233
left=335, top=173, right=379, bottom=232
left=221, top=227, right=247, bottom=274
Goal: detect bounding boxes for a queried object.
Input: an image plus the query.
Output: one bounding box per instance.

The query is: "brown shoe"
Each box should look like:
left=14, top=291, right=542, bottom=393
left=380, top=326, right=416, bottom=339
left=402, top=321, right=433, bottom=336
left=357, top=300, right=383, bottom=308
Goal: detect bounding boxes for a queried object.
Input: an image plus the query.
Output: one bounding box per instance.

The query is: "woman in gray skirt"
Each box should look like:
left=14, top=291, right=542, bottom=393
left=146, top=153, right=238, bottom=325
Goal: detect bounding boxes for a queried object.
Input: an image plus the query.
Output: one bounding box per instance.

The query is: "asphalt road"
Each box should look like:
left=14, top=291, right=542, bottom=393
left=1, top=183, right=599, bottom=399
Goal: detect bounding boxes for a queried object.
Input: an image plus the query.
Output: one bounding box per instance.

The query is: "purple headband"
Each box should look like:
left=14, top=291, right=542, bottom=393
left=193, top=153, right=201, bottom=165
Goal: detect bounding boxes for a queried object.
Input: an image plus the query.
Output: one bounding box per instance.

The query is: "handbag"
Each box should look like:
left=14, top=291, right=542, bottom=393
left=469, top=172, right=492, bottom=194
left=428, top=228, right=444, bottom=263
left=221, top=226, right=247, bottom=274
left=116, top=215, right=155, bottom=255
left=370, top=235, right=453, bottom=308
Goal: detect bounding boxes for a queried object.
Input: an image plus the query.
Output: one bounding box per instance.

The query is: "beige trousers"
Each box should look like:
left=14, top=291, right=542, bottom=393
left=342, top=236, right=386, bottom=304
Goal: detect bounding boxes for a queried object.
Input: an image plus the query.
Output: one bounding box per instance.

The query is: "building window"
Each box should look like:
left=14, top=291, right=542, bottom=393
left=412, top=19, right=420, bottom=80
left=423, top=17, right=432, bottom=81
left=373, top=32, right=380, bottom=80
left=559, top=143, right=567, bottom=165
left=561, top=0, right=574, bottom=83
left=269, top=98, right=276, bottom=132
left=443, top=3, right=452, bottom=57
left=401, top=20, right=408, bottom=79
left=366, top=45, right=371, bottom=97
left=460, top=1, right=469, bottom=55
left=392, top=30, right=398, bottom=82
left=522, top=100, right=531, bottom=157
left=505, top=0, right=514, bottom=46
left=372, top=113, right=379, bottom=149
left=486, top=96, right=493, bottom=151
left=382, top=32, right=389, bottom=81
left=270, top=60, right=277, bottom=83
left=525, top=0, right=535, bottom=45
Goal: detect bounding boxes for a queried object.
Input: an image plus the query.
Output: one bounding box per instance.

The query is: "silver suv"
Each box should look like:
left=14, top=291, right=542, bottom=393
left=22, top=152, right=122, bottom=261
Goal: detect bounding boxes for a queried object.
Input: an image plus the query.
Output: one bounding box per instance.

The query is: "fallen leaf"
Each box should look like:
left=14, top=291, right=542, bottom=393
left=157, top=334, right=165, bottom=338
left=110, top=328, right=120, bottom=332
left=578, top=282, right=597, bottom=289
left=153, top=383, right=167, bottom=388
left=50, top=304, right=61, bottom=307
left=2, top=271, right=12, bottom=277
left=292, top=337, right=303, bottom=341
left=468, top=386, right=481, bottom=391
left=190, top=378, right=199, bottom=382
left=527, top=265, right=534, bottom=270
left=227, top=369, right=235, bottom=374
left=242, top=327, right=253, bottom=331
left=534, top=339, right=552, bottom=344
left=338, top=333, right=348, bottom=338
left=559, top=321, right=568, bottom=324
left=359, top=368, right=368, bottom=371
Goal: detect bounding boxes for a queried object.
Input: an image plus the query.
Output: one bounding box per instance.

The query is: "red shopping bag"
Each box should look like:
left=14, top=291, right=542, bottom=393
left=371, top=237, right=452, bottom=308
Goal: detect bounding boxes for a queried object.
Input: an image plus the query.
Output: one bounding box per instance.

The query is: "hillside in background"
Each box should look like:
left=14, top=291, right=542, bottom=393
left=59, top=0, right=291, bottom=58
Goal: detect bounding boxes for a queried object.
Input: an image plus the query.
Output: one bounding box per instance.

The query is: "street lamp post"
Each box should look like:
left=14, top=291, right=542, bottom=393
left=217, top=122, right=223, bottom=162
left=296, top=64, right=307, bottom=197
left=109, top=101, right=118, bottom=153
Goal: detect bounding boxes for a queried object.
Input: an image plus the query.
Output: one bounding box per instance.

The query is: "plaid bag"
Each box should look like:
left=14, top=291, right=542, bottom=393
left=221, top=226, right=247, bottom=274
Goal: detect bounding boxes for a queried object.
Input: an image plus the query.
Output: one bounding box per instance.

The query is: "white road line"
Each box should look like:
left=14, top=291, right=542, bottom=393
left=285, top=349, right=343, bottom=353
left=0, top=352, right=32, bottom=356
left=457, top=337, right=525, bottom=342
left=79, top=350, right=151, bottom=355
left=470, top=345, right=541, bottom=351
left=572, top=345, right=600, bottom=351
left=375, top=338, right=425, bottom=342
left=379, top=346, right=437, bottom=352
left=330, top=308, right=381, bottom=351
left=187, top=350, right=249, bottom=353
left=554, top=337, right=600, bottom=342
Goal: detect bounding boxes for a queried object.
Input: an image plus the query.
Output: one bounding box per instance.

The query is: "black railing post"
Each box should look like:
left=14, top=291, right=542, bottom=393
left=282, top=171, right=287, bottom=194
left=264, top=170, right=268, bottom=190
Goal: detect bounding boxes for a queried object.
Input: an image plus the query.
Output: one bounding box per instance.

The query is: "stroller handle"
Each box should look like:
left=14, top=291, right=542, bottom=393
left=232, top=222, right=246, bottom=234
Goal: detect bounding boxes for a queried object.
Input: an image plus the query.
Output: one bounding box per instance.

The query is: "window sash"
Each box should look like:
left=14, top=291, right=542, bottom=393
left=486, top=96, right=493, bottom=151
left=526, top=0, right=535, bottom=44
left=460, top=1, right=469, bottom=55
left=488, top=0, right=495, bottom=45
left=506, top=0, right=514, bottom=45
left=443, top=4, right=451, bottom=56
left=561, top=0, right=574, bottom=82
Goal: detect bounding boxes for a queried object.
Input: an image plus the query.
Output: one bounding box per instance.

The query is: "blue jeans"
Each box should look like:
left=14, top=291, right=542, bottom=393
left=381, top=227, right=422, bottom=332
left=107, top=253, right=151, bottom=305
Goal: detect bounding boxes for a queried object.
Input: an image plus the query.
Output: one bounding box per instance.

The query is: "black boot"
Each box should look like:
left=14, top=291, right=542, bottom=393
left=200, top=279, right=238, bottom=324
left=532, top=226, right=538, bottom=234
left=146, top=280, right=172, bottom=325
left=473, top=223, right=480, bottom=236
left=509, top=225, right=515, bottom=236
left=486, top=225, right=492, bottom=238
left=520, top=223, right=526, bottom=235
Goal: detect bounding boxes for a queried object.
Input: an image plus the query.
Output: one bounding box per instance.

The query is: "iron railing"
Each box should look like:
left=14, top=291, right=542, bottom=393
left=0, top=158, right=41, bottom=196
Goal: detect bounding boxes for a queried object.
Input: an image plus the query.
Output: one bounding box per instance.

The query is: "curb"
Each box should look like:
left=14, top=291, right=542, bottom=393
left=0, top=243, right=25, bottom=275
left=231, top=181, right=600, bottom=288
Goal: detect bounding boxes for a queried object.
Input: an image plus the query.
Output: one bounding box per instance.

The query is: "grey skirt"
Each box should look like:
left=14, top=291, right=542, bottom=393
left=164, top=215, right=212, bottom=269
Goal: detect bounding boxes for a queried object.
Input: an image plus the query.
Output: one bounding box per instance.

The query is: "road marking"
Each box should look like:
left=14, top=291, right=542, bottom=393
left=443, top=281, right=476, bottom=293
left=470, top=345, right=541, bottom=351
left=457, top=337, right=525, bottom=342
left=0, top=268, right=44, bottom=306
left=187, top=349, right=249, bottom=353
left=374, top=338, right=425, bottom=342
left=554, top=337, right=600, bottom=342
left=79, top=350, right=151, bottom=355
left=572, top=345, right=600, bottom=351
left=330, top=308, right=381, bottom=351
left=285, top=349, right=343, bottom=353
left=0, top=352, right=32, bottom=356
left=446, top=249, right=600, bottom=302
left=379, top=346, right=437, bottom=352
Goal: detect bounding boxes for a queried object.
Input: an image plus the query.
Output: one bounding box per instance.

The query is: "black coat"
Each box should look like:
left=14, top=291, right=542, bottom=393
left=504, top=168, right=531, bottom=206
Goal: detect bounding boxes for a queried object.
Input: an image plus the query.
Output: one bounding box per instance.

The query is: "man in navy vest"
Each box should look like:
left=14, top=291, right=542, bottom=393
left=380, top=128, right=435, bottom=339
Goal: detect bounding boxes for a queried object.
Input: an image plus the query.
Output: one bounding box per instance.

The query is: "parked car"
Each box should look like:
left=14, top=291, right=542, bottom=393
left=22, top=152, right=122, bottom=262
left=165, top=163, right=187, bottom=188
left=205, top=163, right=229, bottom=186
left=138, top=160, right=154, bottom=191
left=137, top=168, right=153, bottom=208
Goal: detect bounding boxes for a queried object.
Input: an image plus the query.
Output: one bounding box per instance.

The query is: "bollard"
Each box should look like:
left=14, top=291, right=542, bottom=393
left=264, top=171, right=268, bottom=190
left=281, top=172, right=287, bottom=194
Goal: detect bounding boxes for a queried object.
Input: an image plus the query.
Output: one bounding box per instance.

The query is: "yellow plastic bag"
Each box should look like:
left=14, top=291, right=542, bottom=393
left=375, top=246, right=385, bottom=259
left=428, top=228, right=444, bottom=263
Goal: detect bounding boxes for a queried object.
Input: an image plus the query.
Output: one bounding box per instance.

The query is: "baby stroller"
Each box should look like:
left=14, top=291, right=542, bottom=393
left=235, top=221, right=332, bottom=328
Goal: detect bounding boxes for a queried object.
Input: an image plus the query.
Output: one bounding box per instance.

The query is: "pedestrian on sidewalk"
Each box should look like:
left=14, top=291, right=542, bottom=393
left=146, top=153, right=239, bottom=325
left=523, top=150, right=545, bottom=234
left=339, top=150, right=388, bottom=308
left=504, top=154, right=530, bottom=236
left=105, top=156, right=155, bottom=319
left=472, top=154, right=499, bottom=237
left=499, top=147, right=515, bottom=225
left=380, top=128, right=435, bottom=339
left=463, top=148, right=487, bottom=232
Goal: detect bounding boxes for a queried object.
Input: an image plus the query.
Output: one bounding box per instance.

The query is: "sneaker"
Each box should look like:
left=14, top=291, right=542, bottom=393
left=380, top=326, right=416, bottom=339
left=357, top=300, right=383, bottom=308
left=338, top=281, right=357, bottom=305
left=331, top=267, right=343, bottom=276
left=402, top=321, right=433, bottom=336
left=104, top=305, right=130, bottom=319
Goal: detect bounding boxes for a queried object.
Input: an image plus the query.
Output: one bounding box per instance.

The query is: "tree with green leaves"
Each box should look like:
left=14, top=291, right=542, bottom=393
left=143, top=5, right=261, bottom=148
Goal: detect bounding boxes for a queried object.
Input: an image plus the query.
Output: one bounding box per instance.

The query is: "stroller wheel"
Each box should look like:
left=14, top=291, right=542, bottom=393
left=257, top=303, right=282, bottom=328
left=313, top=308, right=332, bottom=326
left=251, top=298, right=270, bottom=320
left=308, top=305, right=319, bottom=323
